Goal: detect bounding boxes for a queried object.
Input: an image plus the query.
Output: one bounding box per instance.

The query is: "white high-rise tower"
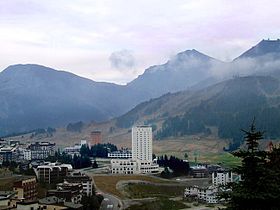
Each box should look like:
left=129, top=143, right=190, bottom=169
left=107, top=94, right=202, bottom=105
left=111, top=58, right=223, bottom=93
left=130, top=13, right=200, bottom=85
left=132, top=126, right=153, bottom=161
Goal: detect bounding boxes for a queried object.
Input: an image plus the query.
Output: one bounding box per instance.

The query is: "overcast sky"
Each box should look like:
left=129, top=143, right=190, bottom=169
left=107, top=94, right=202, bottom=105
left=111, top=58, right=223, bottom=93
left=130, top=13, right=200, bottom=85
left=0, top=0, right=280, bottom=84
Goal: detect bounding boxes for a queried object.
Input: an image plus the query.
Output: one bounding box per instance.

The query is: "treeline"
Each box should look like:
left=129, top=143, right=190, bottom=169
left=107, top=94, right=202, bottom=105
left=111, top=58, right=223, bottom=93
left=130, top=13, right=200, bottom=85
left=157, top=155, right=190, bottom=177
left=80, top=143, right=118, bottom=158
left=156, top=114, right=210, bottom=139
left=156, top=94, right=280, bottom=150
left=1, top=127, right=56, bottom=138
left=46, top=152, right=92, bottom=169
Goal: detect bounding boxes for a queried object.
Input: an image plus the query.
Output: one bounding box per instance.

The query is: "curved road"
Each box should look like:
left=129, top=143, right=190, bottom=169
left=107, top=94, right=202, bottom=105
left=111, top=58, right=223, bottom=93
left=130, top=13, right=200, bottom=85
left=79, top=167, right=123, bottom=210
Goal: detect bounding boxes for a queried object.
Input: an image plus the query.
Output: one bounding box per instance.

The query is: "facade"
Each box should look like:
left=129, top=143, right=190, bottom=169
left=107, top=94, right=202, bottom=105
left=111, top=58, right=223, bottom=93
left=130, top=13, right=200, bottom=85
left=111, top=158, right=159, bottom=174
left=111, top=125, right=159, bottom=174
left=0, top=146, right=17, bottom=163
left=190, top=165, right=208, bottom=178
left=35, top=162, right=73, bottom=184
left=212, top=171, right=233, bottom=186
left=111, top=159, right=138, bottom=174
left=13, top=177, right=37, bottom=201
left=63, top=144, right=81, bottom=157
left=184, top=185, right=218, bottom=204
left=90, top=131, right=101, bottom=146
left=47, top=182, right=83, bottom=204
left=108, top=150, right=132, bottom=159
left=13, top=177, right=38, bottom=201
left=132, top=126, right=152, bottom=161
left=29, top=142, right=56, bottom=160
left=65, top=172, right=92, bottom=196
left=23, top=149, right=32, bottom=161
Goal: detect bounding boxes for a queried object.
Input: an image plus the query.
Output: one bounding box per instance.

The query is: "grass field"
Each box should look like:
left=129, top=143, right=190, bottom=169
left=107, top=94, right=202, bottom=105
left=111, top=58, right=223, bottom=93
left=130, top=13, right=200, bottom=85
left=92, top=175, right=172, bottom=198
left=124, top=183, right=186, bottom=199
left=198, top=152, right=241, bottom=168
left=0, top=176, right=17, bottom=191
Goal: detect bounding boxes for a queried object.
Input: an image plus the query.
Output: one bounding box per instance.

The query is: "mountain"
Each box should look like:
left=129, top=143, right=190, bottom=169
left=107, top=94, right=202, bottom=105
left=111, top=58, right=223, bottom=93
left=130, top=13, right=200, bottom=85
left=115, top=76, right=280, bottom=149
left=127, top=49, right=223, bottom=100
left=237, top=39, right=280, bottom=59
left=0, top=50, right=222, bottom=136
left=0, top=64, right=131, bottom=135
left=2, top=39, right=280, bottom=136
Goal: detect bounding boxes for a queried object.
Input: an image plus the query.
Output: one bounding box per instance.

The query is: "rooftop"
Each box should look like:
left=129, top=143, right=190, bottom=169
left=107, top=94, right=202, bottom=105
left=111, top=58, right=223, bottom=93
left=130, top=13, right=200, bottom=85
left=39, top=196, right=64, bottom=205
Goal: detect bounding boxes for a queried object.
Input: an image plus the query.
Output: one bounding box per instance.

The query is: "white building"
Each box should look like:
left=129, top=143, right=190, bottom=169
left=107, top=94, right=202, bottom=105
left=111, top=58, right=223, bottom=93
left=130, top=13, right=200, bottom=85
left=184, top=185, right=218, bottom=204
left=132, top=126, right=152, bottom=161
left=111, top=125, right=159, bottom=174
left=65, top=172, right=92, bottom=196
left=23, top=149, right=32, bottom=161
left=212, top=171, right=233, bottom=186
left=108, top=150, right=132, bottom=159
left=111, top=159, right=159, bottom=174
left=111, top=159, right=138, bottom=174
left=63, top=144, right=81, bottom=157
left=80, top=140, right=87, bottom=146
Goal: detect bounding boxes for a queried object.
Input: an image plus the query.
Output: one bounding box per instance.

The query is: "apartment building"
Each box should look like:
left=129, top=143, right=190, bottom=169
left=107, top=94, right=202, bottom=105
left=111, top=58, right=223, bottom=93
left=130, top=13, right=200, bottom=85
left=184, top=185, right=218, bottom=204
left=29, top=142, right=55, bottom=160
left=132, top=126, right=153, bottom=161
left=35, top=162, right=73, bottom=184
left=108, top=150, right=132, bottom=159
left=47, top=182, right=83, bottom=204
left=65, top=172, right=93, bottom=196
left=111, top=126, right=159, bottom=174
left=13, top=177, right=38, bottom=202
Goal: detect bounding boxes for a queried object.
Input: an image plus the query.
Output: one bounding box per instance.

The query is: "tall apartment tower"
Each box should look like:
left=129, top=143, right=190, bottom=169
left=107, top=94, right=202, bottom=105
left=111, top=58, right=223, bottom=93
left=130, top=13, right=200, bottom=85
left=90, top=131, right=101, bottom=146
left=132, top=126, right=153, bottom=161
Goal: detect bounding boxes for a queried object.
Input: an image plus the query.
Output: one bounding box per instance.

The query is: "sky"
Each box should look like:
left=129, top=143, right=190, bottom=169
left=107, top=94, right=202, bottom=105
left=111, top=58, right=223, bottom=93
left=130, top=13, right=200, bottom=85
left=0, top=0, right=280, bottom=84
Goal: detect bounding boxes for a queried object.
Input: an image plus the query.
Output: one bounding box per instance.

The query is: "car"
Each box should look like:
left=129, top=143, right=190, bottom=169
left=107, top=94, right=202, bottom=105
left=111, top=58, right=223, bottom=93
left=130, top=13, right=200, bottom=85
left=107, top=204, right=113, bottom=209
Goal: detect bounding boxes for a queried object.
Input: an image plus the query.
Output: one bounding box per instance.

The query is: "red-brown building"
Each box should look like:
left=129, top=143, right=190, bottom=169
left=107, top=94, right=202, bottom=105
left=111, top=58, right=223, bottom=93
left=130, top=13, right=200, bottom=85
left=90, top=131, right=101, bottom=146
left=13, top=177, right=38, bottom=201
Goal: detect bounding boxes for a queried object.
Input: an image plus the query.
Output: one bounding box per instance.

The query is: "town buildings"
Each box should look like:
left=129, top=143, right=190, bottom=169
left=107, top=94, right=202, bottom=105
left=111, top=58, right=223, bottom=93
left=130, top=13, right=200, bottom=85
left=212, top=171, right=233, bottom=186
left=111, top=125, right=159, bottom=174
left=28, top=142, right=56, bottom=160
left=190, top=165, right=209, bottom=178
left=39, top=196, right=83, bottom=209
left=47, top=182, right=83, bottom=204
left=34, top=162, right=73, bottom=184
left=63, top=140, right=88, bottom=157
left=184, top=185, right=219, bottom=204
left=0, top=146, right=17, bottom=163
left=132, top=126, right=153, bottom=161
left=184, top=171, right=235, bottom=204
left=13, top=177, right=38, bottom=202
left=90, top=131, right=101, bottom=146
left=65, top=172, right=93, bottom=196
left=108, top=149, right=132, bottom=159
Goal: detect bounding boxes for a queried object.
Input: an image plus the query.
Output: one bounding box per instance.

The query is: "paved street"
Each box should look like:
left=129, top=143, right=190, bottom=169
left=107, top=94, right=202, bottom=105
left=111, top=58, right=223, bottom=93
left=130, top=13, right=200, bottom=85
left=100, top=193, right=122, bottom=210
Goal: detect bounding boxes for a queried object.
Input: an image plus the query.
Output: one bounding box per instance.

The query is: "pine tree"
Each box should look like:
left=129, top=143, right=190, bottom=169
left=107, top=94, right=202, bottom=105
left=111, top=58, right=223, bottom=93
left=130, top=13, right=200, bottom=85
left=222, top=121, right=280, bottom=210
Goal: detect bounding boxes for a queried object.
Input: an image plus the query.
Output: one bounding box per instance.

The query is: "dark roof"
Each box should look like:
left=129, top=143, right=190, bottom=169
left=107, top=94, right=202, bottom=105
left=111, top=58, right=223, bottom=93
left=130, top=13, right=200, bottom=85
left=64, top=202, right=83, bottom=209
left=39, top=196, right=64, bottom=205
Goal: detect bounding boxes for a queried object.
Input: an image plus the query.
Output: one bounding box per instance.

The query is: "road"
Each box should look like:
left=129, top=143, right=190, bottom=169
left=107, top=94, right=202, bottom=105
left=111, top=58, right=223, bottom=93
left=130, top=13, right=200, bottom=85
left=80, top=167, right=123, bottom=210
left=100, top=193, right=122, bottom=210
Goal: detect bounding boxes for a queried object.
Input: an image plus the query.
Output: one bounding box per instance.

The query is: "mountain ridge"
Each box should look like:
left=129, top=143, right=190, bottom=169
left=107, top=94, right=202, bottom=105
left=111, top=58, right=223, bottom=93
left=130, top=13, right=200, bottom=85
left=2, top=39, right=280, bottom=136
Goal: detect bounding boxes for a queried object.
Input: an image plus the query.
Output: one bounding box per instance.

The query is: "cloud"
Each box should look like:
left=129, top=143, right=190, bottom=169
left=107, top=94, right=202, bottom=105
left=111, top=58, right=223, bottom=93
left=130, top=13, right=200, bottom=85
left=210, top=54, right=280, bottom=79
left=109, top=49, right=135, bottom=70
